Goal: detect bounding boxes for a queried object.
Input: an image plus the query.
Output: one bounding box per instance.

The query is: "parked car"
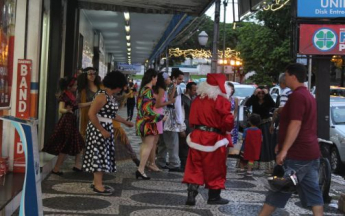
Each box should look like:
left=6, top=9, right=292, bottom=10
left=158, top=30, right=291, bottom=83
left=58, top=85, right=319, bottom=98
left=311, top=86, right=345, bottom=97
left=329, top=97, right=345, bottom=172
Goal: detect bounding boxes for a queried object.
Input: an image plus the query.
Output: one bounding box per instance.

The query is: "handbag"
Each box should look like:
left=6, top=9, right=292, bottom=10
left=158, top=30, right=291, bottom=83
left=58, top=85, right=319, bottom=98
left=163, top=108, right=186, bottom=132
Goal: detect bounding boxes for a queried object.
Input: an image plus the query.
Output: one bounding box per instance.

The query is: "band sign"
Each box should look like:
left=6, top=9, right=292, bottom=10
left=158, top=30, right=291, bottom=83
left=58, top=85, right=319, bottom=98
left=297, top=0, right=345, bottom=18
left=16, top=59, right=31, bottom=118
left=14, top=59, right=31, bottom=173
left=299, top=24, right=345, bottom=55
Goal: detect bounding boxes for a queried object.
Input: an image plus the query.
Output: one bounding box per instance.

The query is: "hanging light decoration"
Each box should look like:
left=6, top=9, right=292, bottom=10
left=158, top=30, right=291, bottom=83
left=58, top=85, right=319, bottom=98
left=262, top=0, right=290, bottom=11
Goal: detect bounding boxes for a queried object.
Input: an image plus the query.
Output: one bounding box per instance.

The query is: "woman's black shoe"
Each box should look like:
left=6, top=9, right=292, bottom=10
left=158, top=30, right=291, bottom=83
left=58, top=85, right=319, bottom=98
left=72, top=167, right=83, bottom=172
left=136, top=170, right=151, bottom=180
left=51, top=170, right=63, bottom=176
left=132, top=158, right=140, bottom=167
left=93, top=187, right=112, bottom=195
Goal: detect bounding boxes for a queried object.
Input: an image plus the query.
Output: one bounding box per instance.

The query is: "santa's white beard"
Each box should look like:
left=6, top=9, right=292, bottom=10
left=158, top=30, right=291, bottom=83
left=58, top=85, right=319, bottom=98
left=197, top=82, right=229, bottom=100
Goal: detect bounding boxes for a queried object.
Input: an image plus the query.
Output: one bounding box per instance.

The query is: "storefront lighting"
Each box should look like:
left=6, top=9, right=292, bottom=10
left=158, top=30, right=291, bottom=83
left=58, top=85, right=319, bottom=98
left=127, top=42, right=131, bottom=47
left=127, top=48, right=131, bottom=52
left=126, top=35, right=130, bottom=41
left=124, top=12, right=130, bottom=22
left=125, top=25, right=130, bottom=33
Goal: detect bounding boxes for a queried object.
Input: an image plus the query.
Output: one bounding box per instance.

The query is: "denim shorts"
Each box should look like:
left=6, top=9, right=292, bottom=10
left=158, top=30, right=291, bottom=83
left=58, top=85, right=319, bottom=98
left=265, top=159, right=324, bottom=208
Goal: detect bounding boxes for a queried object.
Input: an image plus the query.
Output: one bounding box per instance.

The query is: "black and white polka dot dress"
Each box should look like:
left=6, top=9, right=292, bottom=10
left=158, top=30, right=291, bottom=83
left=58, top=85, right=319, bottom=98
left=83, top=90, right=118, bottom=173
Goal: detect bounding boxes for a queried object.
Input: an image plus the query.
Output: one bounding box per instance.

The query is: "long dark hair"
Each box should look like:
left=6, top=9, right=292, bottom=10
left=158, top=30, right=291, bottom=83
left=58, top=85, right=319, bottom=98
left=140, top=69, right=158, bottom=92
left=77, top=72, right=101, bottom=93
left=153, top=72, right=167, bottom=94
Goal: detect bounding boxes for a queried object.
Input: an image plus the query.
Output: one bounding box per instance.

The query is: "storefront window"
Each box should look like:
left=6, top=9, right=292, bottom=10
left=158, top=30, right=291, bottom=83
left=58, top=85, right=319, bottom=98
left=0, top=0, right=16, bottom=109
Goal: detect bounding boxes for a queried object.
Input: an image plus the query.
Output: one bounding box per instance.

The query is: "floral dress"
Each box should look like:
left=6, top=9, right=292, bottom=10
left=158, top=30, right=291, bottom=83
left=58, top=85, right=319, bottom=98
left=43, top=91, right=85, bottom=156
left=136, top=87, right=164, bottom=137
left=230, top=97, right=239, bottom=145
left=83, top=90, right=118, bottom=173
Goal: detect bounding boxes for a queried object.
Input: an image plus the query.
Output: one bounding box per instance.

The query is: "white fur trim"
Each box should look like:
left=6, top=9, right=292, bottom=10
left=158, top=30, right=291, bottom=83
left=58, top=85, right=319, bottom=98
left=197, top=81, right=228, bottom=100
left=186, top=134, right=229, bottom=152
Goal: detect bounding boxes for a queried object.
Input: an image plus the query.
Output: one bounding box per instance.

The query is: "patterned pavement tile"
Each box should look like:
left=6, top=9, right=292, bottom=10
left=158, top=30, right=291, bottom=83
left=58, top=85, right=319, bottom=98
left=35, top=108, right=345, bottom=216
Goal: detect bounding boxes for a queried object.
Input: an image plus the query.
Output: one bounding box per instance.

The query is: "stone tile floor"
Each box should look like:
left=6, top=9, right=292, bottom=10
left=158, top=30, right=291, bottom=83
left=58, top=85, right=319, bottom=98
left=16, top=108, right=345, bottom=215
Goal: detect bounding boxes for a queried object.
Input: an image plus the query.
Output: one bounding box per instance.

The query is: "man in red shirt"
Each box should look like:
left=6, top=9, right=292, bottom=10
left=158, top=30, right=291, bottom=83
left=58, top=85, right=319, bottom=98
left=259, top=63, right=323, bottom=216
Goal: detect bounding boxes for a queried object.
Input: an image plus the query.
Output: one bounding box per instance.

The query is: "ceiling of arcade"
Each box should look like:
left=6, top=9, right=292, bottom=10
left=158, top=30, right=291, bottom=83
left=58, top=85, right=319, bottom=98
left=78, top=0, right=215, bottom=65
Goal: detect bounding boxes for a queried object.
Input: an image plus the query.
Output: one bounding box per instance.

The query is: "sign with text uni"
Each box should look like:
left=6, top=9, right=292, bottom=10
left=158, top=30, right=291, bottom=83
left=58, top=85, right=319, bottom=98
left=297, top=0, right=345, bottom=18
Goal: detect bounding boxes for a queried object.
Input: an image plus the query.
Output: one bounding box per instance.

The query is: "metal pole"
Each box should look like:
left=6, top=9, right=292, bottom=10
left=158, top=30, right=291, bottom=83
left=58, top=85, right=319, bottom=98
left=308, top=55, right=312, bottom=90
left=166, top=47, right=169, bottom=73
left=222, top=0, right=227, bottom=74
left=211, top=0, right=221, bottom=73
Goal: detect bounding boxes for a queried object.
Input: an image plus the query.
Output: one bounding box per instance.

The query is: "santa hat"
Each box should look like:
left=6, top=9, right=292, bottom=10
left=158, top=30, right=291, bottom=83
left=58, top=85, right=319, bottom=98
left=207, top=73, right=227, bottom=94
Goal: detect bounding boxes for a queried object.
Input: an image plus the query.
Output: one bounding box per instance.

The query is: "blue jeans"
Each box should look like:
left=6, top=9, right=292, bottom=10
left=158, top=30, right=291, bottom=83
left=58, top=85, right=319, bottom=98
left=265, top=159, right=324, bottom=208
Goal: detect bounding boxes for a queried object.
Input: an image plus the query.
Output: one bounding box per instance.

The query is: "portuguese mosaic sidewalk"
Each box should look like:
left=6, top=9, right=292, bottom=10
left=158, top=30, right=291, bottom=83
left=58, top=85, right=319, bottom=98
left=15, top=108, right=345, bottom=216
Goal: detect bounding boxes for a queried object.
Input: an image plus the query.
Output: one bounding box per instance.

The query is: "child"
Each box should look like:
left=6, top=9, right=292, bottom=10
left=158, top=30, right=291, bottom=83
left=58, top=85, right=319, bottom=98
left=43, top=76, right=85, bottom=175
left=238, top=113, right=262, bottom=177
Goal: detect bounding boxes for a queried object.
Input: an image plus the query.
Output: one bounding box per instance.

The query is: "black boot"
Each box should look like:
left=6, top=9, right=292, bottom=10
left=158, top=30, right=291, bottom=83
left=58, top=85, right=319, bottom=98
left=185, top=184, right=199, bottom=206
left=207, top=189, right=229, bottom=205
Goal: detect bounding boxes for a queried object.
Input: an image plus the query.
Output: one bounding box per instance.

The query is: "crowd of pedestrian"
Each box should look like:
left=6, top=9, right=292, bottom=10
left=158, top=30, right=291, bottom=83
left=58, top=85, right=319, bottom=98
left=42, top=63, right=324, bottom=215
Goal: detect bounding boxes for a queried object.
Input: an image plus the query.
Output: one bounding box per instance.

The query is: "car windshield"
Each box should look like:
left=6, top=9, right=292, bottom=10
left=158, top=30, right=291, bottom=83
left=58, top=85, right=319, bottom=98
left=233, top=86, right=255, bottom=98
left=331, top=106, right=345, bottom=124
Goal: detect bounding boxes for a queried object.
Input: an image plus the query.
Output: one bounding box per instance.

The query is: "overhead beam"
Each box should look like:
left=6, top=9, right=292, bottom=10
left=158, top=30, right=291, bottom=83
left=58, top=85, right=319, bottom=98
left=78, top=1, right=214, bottom=16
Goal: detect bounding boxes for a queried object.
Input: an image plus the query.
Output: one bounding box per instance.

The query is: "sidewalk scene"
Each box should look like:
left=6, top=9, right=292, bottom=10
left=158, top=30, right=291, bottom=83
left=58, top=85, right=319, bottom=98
left=12, top=109, right=343, bottom=216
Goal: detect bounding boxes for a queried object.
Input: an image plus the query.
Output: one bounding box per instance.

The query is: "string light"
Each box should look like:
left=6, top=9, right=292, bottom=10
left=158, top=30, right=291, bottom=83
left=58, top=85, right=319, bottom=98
left=262, top=0, right=290, bottom=11
left=169, top=48, right=241, bottom=59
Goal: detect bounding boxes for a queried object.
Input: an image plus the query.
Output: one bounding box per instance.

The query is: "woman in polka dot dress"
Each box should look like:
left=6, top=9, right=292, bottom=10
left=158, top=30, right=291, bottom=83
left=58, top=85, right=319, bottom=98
left=83, top=71, right=133, bottom=195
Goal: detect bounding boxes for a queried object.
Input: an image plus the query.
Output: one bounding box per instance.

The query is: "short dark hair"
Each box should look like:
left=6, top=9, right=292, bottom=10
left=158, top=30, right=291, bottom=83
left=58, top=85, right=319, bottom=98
left=171, top=69, right=184, bottom=79
left=186, top=82, right=197, bottom=90
left=248, top=113, right=261, bottom=127
left=102, top=71, right=127, bottom=89
left=285, top=63, right=306, bottom=83
left=83, top=67, right=96, bottom=72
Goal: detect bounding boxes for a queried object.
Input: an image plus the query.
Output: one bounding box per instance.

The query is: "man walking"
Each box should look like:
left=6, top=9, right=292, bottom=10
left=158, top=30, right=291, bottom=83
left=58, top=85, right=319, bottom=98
left=179, top=82, right=197, bottom=171
left=156, top=69, right=185, bottom=172
left=259, top=63, right=323, bottom=216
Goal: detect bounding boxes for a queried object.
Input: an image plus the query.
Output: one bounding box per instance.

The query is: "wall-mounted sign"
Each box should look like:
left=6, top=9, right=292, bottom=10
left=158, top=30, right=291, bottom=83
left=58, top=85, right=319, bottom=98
left=297, top=0, right=345, bottom=18
left=118, top=63, right=141, bottom=73
left=14, top=59, right=32, bottom=173
left=299, top=24, right=345, bottom=55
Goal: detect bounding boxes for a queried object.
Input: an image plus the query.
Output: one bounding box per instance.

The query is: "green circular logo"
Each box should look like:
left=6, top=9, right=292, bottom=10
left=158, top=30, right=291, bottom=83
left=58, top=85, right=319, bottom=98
left=313, top=28, right=337, bottom=51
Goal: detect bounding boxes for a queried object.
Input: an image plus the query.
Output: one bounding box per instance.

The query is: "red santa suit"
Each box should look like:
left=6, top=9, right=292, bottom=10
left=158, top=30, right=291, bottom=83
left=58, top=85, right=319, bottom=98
left=182, top=73, right=234, bottom=189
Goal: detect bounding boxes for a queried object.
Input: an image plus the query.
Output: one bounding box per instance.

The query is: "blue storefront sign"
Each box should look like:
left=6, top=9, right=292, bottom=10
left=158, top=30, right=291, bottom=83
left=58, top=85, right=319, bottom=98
left=298, top=0, right=345, bottom=18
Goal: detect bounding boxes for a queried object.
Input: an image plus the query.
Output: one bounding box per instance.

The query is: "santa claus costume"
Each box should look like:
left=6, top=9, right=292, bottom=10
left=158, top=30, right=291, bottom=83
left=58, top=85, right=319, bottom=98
left=182, top=73, right=234, bottom=205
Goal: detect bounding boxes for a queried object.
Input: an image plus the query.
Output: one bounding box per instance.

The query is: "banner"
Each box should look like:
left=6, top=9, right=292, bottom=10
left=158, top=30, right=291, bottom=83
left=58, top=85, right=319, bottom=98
left=299, top=24, right=345, bottom=55
left=13, top=59, right=31, bottom=173
left=297, top=0, right=345, bottom=18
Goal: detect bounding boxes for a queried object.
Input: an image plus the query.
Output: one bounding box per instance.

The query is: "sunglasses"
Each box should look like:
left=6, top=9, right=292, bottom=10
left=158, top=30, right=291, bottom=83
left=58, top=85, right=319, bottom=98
left=257, top=92, right=264, bottom=95
left=87, top=71, right=96, bottom=75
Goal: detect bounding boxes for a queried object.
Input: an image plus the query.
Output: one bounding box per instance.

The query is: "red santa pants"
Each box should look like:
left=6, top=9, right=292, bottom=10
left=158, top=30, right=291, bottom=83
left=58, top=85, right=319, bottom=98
left=182, top=146, right=227, bottom=189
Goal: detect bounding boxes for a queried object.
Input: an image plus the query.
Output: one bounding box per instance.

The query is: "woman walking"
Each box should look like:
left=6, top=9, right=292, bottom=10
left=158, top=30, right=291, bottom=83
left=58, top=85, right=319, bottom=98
left=136, top=69, right=164, bottom=179
left=113, top=92, right=140, bottom=166
left=125, top=82, right=137, bottom=121
left=77, top=67, right=101, bottom=140
left=83, top=71, right=133, bottom=195
left=43, top=76, right=85, bottom=175
left=146, top=72, right=175, bottom=172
